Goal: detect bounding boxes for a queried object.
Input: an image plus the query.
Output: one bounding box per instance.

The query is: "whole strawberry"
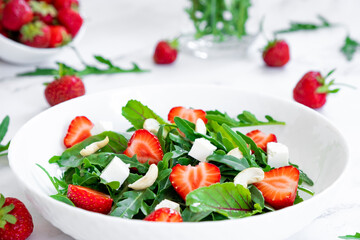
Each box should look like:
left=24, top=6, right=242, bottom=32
left=0, top=194, right=34, bottom=240
left=20, top=21, right=51, bottom=48
left=58, top=7, right=82, bottom=37
left=262, top=39, right=290, bottom=67
left=45, top=72, right=85, bottom=106
left=1, top=0, right=33, bottom=31
left=153, top=39, right=178, bottom=64
left=293, top=70, right=339, bottom=109
left=53, top=0, right=78, bottom=11
left=29, top=1, right=57, bottom=25
left=49, top=25, right=71, bottom=47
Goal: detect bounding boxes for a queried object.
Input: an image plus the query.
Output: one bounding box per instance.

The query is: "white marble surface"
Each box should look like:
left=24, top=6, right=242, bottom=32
left=0, top=0, right=360, bottom=239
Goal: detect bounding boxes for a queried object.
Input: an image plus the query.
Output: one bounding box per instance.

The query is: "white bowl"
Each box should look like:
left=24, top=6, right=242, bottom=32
left=0, top=22, right=86, bottom=65
left=8, top=84, right=349, bottom=240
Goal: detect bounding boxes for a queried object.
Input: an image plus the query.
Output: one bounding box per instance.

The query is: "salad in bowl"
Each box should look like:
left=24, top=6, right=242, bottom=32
left=39, top=99, right=314, bottom=222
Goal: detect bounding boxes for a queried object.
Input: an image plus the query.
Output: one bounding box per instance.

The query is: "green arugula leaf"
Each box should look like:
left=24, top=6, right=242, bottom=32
left=121, top=100, right=167, bottom=130
left=341, top=35, right=360, bottom=61
left=339, top=233, right=360, bottom=239
left=0, top=116, right=10, bottom=155
left=36, top=164, right=68, bottom=195
left=207, top=153, right=249, bottom=171
left=222, top=124, right=251, bottom=159
left=50, top=194, right=74, bottom=206
left=206, top=110, right=285, bottom=127
left=111, top=189, right=156, bottom=219
left=186, top=182, right=262, bottom=219
left=17, top=55, right=148, bottom=77
left=181, top=208, right=212, bottom=222
left=274, top=15, right=333, bottom=34
left=248, top=185, right=264, bottom=209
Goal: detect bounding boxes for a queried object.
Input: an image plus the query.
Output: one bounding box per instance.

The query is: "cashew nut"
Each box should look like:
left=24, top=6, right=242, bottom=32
left=195, top=118, right=207, bottom=135
left=155, top=199, right=181, bottom=212
left=80, top=136, right=109, bottom=157
left=143, top=118, right=168, bottom=138
left=128, top=164, right=158, bottom=190
left=233, top=167, right=264, bottom=188
left=227, top=148, right=243, bottom=159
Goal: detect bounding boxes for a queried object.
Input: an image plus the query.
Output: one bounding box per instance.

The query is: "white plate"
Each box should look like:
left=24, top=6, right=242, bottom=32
left=8, top=84, right=349, bottom=240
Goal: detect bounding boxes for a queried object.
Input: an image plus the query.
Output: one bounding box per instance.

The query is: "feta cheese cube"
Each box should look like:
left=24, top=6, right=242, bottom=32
left=267, top=142, right=289, bottom=168
left=188, top=138, right=217, bottom=162
left=195, top=118, right=207, bottom=135
left=100, top=156, right=130, bottom=188
left=143, top=118, right=168, bottom=138
left=155, top=199, right=181, bottom=212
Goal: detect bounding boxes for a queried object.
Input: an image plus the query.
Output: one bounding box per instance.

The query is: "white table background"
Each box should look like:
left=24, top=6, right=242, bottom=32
left=1, top=0, right=360, bottom=239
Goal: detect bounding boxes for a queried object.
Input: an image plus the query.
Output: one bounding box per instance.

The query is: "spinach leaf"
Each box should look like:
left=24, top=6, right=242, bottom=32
left=186, top=182, right=262, bottom=219
left=248, top=185, right=264, bottom=209
left=207, top=153, right=249, bottom=171
left=121, top=100, right=166, bottom=130
left=182, top=208, right=212, bottom=222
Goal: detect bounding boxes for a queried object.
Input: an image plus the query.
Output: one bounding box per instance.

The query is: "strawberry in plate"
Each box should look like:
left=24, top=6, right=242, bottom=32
left=168, top=106, right=207, bottom=124
left=254, top=166, right=300, bottom=209
left=246, top=129, right=277, bottom=151
left=144, top=208, right=182, bottom=222
left=63, top=116, right=94, bottom=148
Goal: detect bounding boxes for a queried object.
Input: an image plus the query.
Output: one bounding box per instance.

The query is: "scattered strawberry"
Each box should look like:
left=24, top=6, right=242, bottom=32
left=144, top=208, right=183, bottom=222
left=0, top=194, right=34, bottom=240
left=246, top=129, right=277, bottom=151
left=168, top=106, right=207, bottom=124
left=58, top=7, right=82, bottom=37
left=44, top=75, right=85, bottom=106
left=253, top=166, right=300, bottom=210
left=262, top=39, right=290, bottom=67
left=293, top=70, right=340, bottom=109
left=124, top=129, right=164, bottom=165
left=29, top=1, right=57, bottom=25
left=53, top=0, right=78, bottom=11
left=169, top=162, right=221, bottom=200
left=153, top=39, right=178, bottom=64
left=1, top=0, right=33, bottom=31
left=49, top=25, right=71, bottom=47
left=63, top=116, right=93, bottom=148
left=67, top=184, right=113, bottom=214
left=19, top=21, right=51, bottom=48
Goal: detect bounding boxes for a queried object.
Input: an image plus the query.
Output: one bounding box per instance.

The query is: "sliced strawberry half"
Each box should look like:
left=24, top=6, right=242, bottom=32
left=123, top=129, right=164, bottom=165
left=67, top=184, right=113, bottom=214
left=144, top=208, right=183, bottom=222
left=253, top=166, right=300, bottom=210
left=246, top=129, right=277, bottom=151
left=169, top=162, right=221, bottom=200
left=64, top=116, right=94, bottom=148
left=168, top=106, right=208, bottom=124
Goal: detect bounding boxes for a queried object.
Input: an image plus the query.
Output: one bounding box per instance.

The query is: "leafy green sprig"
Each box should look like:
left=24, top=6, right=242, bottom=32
left=0, top=116, right=10, bottom=157
left=17, top=55, right=148, bottom=77
left=339, top=233, right=360, bottom=239
left=341, top=35, right=360, bottom=61
left=274, top=15, right=333, bottom=34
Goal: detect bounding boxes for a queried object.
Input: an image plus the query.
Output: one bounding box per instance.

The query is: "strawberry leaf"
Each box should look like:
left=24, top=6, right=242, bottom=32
left=186, top=182, right=262, bottom=219
left=122, top=100, right=166, bottom=130
left=339, top=233, right=360, bottom=239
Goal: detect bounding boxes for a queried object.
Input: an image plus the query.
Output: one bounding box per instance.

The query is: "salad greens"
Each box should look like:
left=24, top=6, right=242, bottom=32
left=274, top=15, right=333, bottom=34
left=341, top=35, right=360, bottom=61
left=17, top=55, right=148, bottom=77
left=39, top=100, right=314, bottom=221
left=339, top=233, right=360, bottom=239
left=0, top=116, right=10, bottom=157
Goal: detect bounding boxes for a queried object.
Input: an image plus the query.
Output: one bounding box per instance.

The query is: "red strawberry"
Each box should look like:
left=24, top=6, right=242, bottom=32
left=246, top=129, right=277, bottom=151
left=262, top=39, right=290, bottom=67
left=123, top=129, right=164, bottom=165
left=63, top=116, right=93, bottom=148
left=153, top=39, right=178, bottom=64
left=168, top=106, right=207, bottom=124
left=253, top=166, right=300, bottom=210
left=67, top=184, right=113, bottom=214
left=49, top=25, right=71, bottom=47
left=53, top=0, right=78, bottom=11
left=44, top=75, right=85, bottom=106
left=1, top=0, right=33, bottom=31
left=144, top=208, right=183, bottom=222
left=169, top=162, right=221, bottom=200
left=29, top=1, right=57, bottom=25
left=293, top=70, right=339, bottom=109
left=20, top=21, right=51, bottom=48
left=0, top=194, right=34, bottom=240
left=58, top=7, right=82, bottom=37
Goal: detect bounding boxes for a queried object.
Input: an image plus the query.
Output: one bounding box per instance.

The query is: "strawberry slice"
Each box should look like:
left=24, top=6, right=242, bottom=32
left=246, top=129, right=277, bottom=151
left=169, top=162, right=221, bottom=200
left=123, top=129, right=164, bottom=165
left=64, top=116, right=94, bottom=148
left=253, top=166, right=300, bottom=210
left=144, top=208, right=183, bottom=222
left=168, top=106, right=208, bottom=124
left=67, top=184, right=113, bottom=214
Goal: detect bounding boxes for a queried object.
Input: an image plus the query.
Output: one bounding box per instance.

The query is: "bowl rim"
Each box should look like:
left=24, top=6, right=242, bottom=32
left=7, top=83, right=350, bottom=226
